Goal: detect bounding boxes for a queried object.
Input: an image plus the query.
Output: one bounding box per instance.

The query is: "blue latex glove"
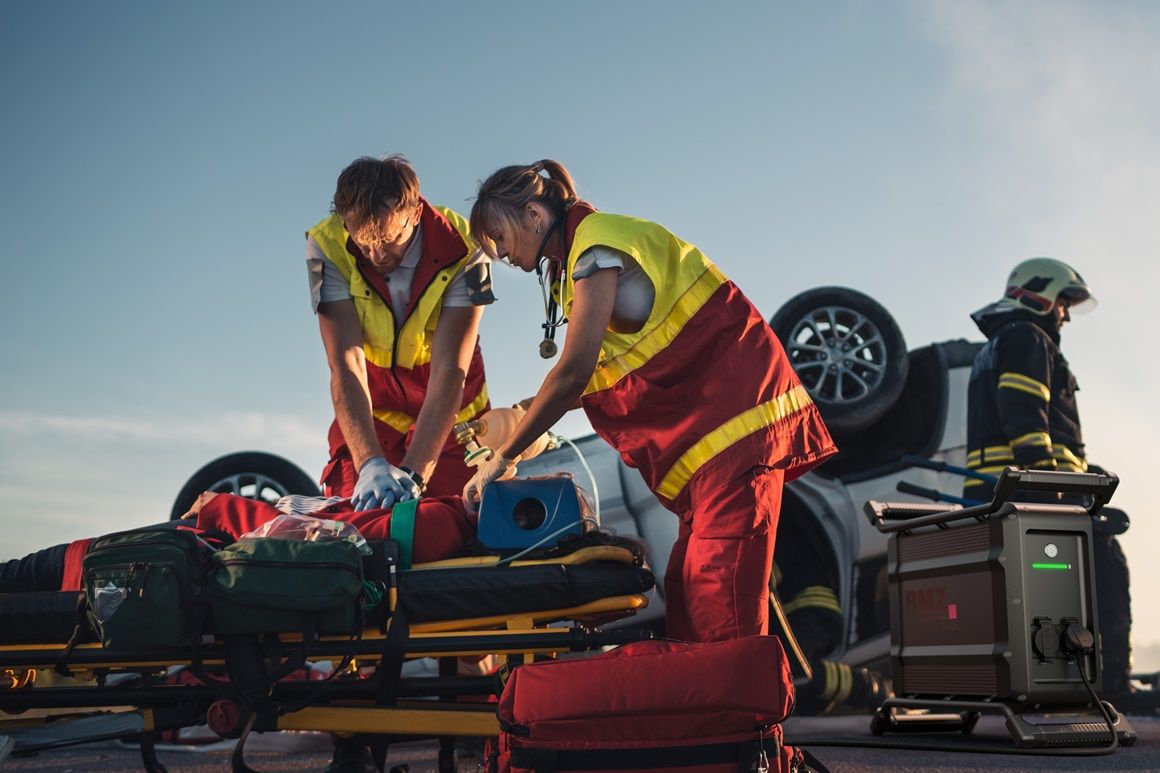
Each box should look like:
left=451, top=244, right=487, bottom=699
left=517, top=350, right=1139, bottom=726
left=352, top=456, right=420, bottom=512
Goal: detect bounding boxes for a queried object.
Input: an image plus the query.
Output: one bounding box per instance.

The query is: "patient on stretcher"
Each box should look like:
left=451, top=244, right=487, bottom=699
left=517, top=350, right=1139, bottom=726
left=0, top=492, right=478, bottom=594
left=1, top=481, right=642, bottom=595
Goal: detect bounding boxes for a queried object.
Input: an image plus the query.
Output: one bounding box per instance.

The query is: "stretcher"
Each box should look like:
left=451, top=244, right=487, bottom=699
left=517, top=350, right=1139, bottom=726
left=0, top=540, right=656, bottom=772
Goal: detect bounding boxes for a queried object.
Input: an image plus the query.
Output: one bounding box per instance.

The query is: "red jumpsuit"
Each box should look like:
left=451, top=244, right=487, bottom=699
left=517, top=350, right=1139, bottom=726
left=558, top=204, right=836, bottom=642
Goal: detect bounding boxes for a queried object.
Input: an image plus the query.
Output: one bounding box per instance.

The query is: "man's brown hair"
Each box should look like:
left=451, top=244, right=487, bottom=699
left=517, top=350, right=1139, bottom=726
left=331, top=155, right=421, bottom=232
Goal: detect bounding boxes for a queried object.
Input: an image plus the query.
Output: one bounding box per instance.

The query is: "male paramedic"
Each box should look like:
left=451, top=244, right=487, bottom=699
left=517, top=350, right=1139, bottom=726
left=308, top=156, right=493, bottom=511
left=964, top=257, right=1135, bottom=702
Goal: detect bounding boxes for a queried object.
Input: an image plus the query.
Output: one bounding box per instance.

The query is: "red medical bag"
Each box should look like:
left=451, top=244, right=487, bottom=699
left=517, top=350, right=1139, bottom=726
left=492, top=636, right=804, bottom=772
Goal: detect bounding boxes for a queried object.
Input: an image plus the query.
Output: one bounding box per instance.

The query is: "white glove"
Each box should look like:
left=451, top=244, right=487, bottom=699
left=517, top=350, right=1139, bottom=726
left=352, top=456, right=421, bottom=512
left=462, top=451, right=519, bottom=511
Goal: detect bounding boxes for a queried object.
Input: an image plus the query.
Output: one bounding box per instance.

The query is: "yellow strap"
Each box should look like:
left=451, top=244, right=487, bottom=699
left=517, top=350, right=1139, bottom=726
left=1053, top=445, right=1088, bottom=470
left=966, top=444, right=1016, bottom=465
left=782, top=585, right=841, bottom=615
left=835, top=662, right=854, bottom=705
left=1011, top=431, right=1053, bottom=449
left=655, top=384, right=813, bottom=500
left=373, top=383, right=489, bottom=435
left=998, top=372, right=1050, bottom=401
left=822, top=661, right=837, bottom=699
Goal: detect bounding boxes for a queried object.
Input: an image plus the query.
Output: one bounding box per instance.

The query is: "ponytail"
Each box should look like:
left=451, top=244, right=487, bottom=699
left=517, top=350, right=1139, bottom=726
left=471, top=160, right=579, bottom=258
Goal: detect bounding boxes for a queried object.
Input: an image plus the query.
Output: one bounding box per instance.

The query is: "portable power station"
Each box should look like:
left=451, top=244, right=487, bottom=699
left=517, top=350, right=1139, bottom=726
left=476, top=476, right=587, bottom=551
left=866, top=468, right=1136, bottom=747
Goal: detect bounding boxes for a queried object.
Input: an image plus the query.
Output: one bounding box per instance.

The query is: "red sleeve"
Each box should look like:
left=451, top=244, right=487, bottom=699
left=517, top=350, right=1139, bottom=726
left=195, top=494, right=284, bottom=541
left=196, top=494, right=477, bottom=564
left=60, top=538, right=95, bottom=591
left=313, top=496, right=477, bottom=563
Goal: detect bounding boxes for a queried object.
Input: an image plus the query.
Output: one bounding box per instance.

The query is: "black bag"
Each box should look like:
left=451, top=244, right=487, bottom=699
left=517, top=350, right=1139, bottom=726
left=82, top=526, right=214, bottom=648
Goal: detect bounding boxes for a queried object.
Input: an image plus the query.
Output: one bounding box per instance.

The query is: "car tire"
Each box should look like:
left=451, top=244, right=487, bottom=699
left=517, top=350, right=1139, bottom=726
left=169, top=451, right=321, bottom=520
left=771, top=286, right=908, bottom=435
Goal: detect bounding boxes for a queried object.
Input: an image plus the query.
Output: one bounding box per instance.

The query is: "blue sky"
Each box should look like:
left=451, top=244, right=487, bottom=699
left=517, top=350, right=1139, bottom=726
left=3, top=1, right=1159, bottom=650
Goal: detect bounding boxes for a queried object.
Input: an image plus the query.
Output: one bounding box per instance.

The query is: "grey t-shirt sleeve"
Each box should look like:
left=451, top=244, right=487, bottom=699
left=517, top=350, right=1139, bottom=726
left=306, top=235, right=352, bottom=312
left=572, top=246, right=627, bottom=280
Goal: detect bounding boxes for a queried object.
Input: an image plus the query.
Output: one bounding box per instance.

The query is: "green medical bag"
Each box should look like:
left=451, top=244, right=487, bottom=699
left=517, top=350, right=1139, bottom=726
left=209, top=538, right=365, bottom=636
left=82, top=526, right=213, bottom=649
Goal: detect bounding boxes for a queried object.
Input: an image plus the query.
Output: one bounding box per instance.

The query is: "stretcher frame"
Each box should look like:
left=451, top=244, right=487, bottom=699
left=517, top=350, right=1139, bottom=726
left=0, top=546, right=654, bottom=772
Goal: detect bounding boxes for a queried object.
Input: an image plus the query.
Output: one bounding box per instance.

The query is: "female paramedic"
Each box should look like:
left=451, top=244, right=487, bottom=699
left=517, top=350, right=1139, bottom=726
left=464, top=160, right=837, bottom=643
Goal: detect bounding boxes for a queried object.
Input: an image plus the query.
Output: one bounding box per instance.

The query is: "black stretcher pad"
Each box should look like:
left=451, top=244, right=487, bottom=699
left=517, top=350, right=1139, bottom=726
left=0, top=562, right=654, bottom=646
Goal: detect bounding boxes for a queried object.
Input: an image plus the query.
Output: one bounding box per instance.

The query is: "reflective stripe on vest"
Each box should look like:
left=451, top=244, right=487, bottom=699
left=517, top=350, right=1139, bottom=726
left=308, top=202, right=487, bottom=434
left=308, top=204, right=475, bottom=369
left=373, top=383, right=490, bottom=435
left=559, top=211, right=831, bottom=501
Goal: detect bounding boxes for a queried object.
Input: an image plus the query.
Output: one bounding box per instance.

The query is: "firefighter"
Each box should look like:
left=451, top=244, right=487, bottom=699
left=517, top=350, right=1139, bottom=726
left=307, top=156, right=493, bottom=511
left=964, top=257, right=1134, bottom=700
left=463, top=160, right=837, bottom=643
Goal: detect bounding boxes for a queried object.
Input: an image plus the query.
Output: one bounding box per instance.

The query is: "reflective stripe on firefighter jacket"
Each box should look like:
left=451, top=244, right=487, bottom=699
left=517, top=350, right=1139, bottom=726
left=556, top=203, right=836, bottom=510
left=307, top=200, right=490, bottom=450
left=965, top=317, right=1085, bottom=494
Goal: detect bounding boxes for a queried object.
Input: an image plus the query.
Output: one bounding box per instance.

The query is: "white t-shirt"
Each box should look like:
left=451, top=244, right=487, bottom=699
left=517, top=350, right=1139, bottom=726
left=306, top=224, right=488, bottom=319
left=571, top=246, right=656, bottom=326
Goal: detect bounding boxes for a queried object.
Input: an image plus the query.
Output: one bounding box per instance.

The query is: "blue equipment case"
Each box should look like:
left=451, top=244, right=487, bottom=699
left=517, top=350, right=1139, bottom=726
left=477, top=477, right=585, bottom=551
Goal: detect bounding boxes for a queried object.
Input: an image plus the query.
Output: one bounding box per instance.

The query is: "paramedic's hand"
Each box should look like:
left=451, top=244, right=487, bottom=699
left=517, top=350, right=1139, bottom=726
left=462, top=451, right=519, bottom=511
left=352, top=456, right=420, bottom=511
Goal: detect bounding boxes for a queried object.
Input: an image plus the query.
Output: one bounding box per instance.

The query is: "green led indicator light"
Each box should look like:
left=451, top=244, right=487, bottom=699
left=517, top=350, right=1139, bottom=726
left=1031, top=563, right=1072, bottom=570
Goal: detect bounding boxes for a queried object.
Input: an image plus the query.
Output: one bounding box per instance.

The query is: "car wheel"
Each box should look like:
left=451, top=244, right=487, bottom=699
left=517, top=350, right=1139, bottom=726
left=771, top=286, right=908, bottom=435
left=169, top=451, right=321, bottom=520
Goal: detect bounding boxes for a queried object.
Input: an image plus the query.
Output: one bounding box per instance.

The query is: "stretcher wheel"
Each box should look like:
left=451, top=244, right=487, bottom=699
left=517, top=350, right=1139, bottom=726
left=206, top=698, right=245, bottom=738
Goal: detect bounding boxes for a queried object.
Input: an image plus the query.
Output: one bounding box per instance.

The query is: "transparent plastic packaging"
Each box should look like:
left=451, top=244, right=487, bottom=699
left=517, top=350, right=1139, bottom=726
left=239, top=513, right=372, bottom=555
left=93, top=581, right=128, bottom=622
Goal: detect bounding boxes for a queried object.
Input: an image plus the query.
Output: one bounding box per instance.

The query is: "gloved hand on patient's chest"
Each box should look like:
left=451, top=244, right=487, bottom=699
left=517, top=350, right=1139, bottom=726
left=352, top=456, right=421, bottom=511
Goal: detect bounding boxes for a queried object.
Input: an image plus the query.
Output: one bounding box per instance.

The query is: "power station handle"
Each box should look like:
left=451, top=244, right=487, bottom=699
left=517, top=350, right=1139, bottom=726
left=991, top=468, right=1119, bottom=516
left=863, top=498, right=961, bottom=529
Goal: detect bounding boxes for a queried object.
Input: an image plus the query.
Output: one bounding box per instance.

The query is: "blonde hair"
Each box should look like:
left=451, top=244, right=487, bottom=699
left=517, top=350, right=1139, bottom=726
left=471, top=160, right=578, bottom=259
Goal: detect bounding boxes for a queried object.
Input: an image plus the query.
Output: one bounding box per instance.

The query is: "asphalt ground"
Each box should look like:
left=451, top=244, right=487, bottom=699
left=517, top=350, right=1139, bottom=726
left=3, top=714, right=1158, bottom=772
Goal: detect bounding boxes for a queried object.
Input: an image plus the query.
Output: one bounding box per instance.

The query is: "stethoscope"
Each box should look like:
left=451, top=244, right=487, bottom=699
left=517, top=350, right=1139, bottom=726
left=533, top=212, right=568, bottom=359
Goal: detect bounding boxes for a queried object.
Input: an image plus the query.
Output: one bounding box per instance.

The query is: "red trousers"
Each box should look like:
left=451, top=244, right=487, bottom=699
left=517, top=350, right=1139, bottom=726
left=664, top=466, right=784, bottom=643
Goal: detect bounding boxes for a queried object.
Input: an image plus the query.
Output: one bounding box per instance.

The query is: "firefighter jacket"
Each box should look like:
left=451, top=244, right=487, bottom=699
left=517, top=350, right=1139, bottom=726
left=306, top=201, right=491, bottom=458
left=964, top=307, right=1085, bottom=499
left=556, top=203, right=837, bottom=511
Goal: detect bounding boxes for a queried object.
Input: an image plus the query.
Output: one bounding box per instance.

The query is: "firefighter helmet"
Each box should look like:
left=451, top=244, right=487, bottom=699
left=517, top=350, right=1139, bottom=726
left=1001, top=257, right=1096, bottom=315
